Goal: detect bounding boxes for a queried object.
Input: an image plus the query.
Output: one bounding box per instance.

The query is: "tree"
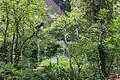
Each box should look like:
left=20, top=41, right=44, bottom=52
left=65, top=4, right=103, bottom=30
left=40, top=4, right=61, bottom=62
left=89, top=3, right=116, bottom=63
left=71, top=0, right=117, bottom=22
left=0, top=0, right=50, bottom=65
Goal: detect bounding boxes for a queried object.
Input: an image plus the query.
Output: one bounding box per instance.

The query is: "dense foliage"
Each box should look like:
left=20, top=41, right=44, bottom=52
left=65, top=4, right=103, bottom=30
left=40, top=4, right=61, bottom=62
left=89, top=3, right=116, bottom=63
left=0, top=0, right=120, bottom=80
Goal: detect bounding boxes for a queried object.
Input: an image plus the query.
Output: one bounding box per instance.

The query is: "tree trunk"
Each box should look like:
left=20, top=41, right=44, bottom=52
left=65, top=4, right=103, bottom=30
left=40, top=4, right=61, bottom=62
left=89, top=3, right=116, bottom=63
left=15, top=20, right=19, bottom=65
left=3, top=6, right=9, bottom=63
left=14, top=13, right=20, bottom=65
left=11, top=33, right=15, bottom=64
left=63, top=20, right=75, bottom=80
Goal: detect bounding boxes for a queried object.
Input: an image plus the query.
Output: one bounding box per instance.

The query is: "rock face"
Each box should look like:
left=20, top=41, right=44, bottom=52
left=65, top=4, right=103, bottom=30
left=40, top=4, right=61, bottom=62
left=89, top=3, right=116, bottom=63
left=44, top=0, right=65, bottom=15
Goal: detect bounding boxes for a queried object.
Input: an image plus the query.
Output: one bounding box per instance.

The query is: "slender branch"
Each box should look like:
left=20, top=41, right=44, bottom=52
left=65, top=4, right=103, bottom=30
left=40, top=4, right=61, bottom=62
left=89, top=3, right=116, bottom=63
left=63, top=20, right=75, bottom=80
left=21, top=22, right=44, bottom=50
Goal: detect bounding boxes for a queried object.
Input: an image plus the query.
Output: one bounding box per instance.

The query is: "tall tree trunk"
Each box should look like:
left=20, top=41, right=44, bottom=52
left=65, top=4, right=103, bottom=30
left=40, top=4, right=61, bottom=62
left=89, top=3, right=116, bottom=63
left=11, top=33, right=15, bottom=64
left=3, top=5, right=9, bottom=63
left=14, top=15, right=20, bottom=65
